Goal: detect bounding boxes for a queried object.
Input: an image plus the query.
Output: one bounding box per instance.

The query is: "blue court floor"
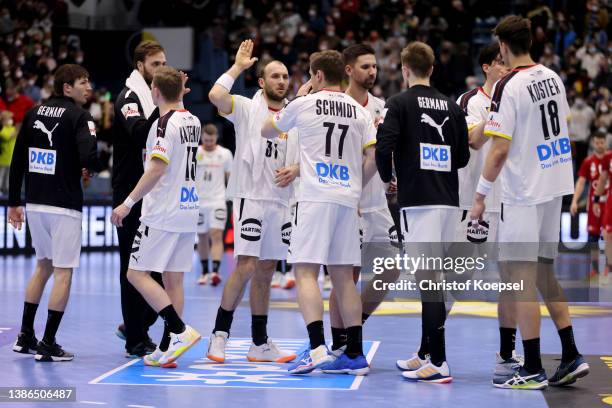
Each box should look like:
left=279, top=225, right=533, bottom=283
left=0, top=252, right=610, bottom=408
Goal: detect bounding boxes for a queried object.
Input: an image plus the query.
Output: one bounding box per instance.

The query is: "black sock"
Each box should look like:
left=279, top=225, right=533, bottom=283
left=591, top=259, right=599, bottom=273
left=159, top=324, right=171, bottom=352
left=42, top=310, right=64, bottom=344
left=331, top=327, right=348, bottom=351
left=201, top=260, right=209, bottom=275
left=212, top=260, right=221, bottom=273
left=345, top=325, right=363, bottom=358
left=158, top=305, right=185, bottom=334
left=213, top=307, right=234, bottom=334
left=522, top=338, right=543, bottom=373
left=558, top=326, right=579, bottom=363
left=417, top=324, right=429, bottom=359
left=361, top=313, right=370, bottom=324
left=428, top=325, right=446, bottom=367
left=499, top=327, right=517, bottom=360
left=251, top=315, right=268, bottom=346
left=21, top=302, right=38, bottom=335
left=306, top=320, right=325, bottom=349
left=286, top=262, right=292, bottom=272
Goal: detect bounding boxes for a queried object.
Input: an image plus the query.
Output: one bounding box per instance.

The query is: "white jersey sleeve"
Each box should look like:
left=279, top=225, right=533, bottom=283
left=485, top=82, right=516, bottom=141
left=271, top=97, right=304, bottom=132
left=223, top=147, right=233, bottom=173
left=220, top=95, right=252, bottom=129
left=150, top=120, right=173, bottom=164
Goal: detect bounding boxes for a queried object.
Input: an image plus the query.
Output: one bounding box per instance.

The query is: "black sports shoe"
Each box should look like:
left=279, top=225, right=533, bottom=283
left=144, top=336, right=157, bottom=354
left=13, top=332, right=38, bottom=355
left=548, top=355, right=590, bottom=386
left=35, top=341, right=74, bottom=362
left=125, top=341, right=153, bottom=358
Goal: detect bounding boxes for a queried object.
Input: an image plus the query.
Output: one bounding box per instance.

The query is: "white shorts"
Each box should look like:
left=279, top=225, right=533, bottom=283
left=400, top=207, right=460, bottom=242
left=28, top=211, right=81, bottom=268
left=498, top=197, right=561, bottom=262
left=455, top=209, right=500, bottom=242
left=233, top=198, right=289, bottom=260
left=288, top=202, right=360, bottom=265
left=128, top=223, right=195, bottom=272
left=197, top=202, right=227, bottom=234
left=361, top=207, right=400, bottom=244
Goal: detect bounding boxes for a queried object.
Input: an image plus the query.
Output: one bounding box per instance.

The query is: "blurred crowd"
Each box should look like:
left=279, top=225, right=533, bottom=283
left=0, top=0, right=611, bottom=195
left=211, top=0, right=610, bottom=173
left=0, top=0, right=113, bottom=195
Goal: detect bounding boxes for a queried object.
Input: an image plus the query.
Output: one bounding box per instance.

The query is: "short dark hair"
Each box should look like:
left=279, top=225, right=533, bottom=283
left=494, top=15, right=532, bottom=56
left=593, top=131, right=607, bottom=140
left=203, top=123, right=218, bottom=135
left=342, top=43, right=376, bottom=66
left=310, top=50, right=344, bottom=85
left=257, top=60, right=286, bottom=79
left=152, top=66, right=182, bottom=102
left=479, top=42, right=500, bottom=77
left=53, top=64, right=89, bottom=96
left=400, top=42, right=434, bottom=78
left=133, top=41, right=165, bottom=69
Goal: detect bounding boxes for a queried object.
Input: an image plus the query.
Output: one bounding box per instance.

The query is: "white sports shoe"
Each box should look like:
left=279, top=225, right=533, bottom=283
left=494, top=351, right=524, bottom=376
left=197, top=274, right=209, bottom=285
left=396, top=353, right=429, bottom=371
left=143, top=348, right=177, bottom=368
left=246, top=339, right=297, bottom=363
left=283, top=271, right=296, bottom=289
left=271, top=271, right=283, bottom=288
left=158, top=325, right=201, bottom=365
left=402, top=361, right=453, bottom=383
left=207, top=331, right=228, bottom=363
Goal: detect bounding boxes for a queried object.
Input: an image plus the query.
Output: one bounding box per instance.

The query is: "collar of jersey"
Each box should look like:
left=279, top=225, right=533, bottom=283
left=512, top=63, right=539, bottom=72
left=478, top=87, right=491, bottom=99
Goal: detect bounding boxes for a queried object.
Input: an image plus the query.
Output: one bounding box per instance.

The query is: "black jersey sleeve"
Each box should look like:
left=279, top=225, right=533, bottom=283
left=8, top=110, right=32, bottom=206
left=375, top=97, right=400, bottom=183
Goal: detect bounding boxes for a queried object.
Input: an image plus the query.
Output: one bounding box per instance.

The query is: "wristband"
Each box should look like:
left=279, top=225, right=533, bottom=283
left=593, top=195, right=601, bottom=203
left=215, top=73, right=235, bottom=92
left=123, top=196, right=136, bottom=209
left=476, top=176, right=493, bottom=197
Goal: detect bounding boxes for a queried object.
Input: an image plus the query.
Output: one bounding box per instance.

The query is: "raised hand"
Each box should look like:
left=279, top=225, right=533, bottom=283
left=234, top=39, right=258, bottom=71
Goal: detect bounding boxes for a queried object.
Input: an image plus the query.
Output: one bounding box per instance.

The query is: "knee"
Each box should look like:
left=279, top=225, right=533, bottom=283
left=163, top=273, right=184, bottom=290
left=237, top=257, right=257, bottom=279
left=53, top=268, right=73, bottom=285
left=210, top=230, right=223, bottom=243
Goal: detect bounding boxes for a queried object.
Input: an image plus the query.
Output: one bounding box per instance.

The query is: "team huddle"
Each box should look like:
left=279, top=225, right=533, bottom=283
left=7, top=15, right=592, bottom=390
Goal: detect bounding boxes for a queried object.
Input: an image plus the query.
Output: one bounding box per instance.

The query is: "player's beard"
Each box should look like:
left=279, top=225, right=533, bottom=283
left=357, top=76, right=376, bottom=90
left=142, top=67, right=154, bottom=85
left=264, top=84, right=287, bottom=102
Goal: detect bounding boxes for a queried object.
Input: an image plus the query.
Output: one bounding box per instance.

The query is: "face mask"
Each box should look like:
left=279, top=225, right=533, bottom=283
left=34, top=49, right=42, bottom=56
left=601, top=105, right=609, bottom=113
left=59, top=52, right=67, bottom=59
left=14, top=40, right=21, bottom=47
left=15, top=69, right=22, bottom=78
left=309, top=10, right=316, bottom=17
left=28, top=79, right=35, bottom=86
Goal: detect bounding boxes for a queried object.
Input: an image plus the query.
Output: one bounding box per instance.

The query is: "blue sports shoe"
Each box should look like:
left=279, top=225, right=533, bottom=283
left=321, top=353, right=370, bottom=376
left=548, top=355, right=590, bottom=386
left=287, top=345, right=333, bottom=375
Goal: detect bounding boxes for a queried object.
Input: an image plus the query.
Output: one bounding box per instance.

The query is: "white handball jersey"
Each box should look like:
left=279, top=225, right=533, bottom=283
left=196, top=145, right=233, bottom=204
left=140, top=109, right=201, bottom=232
left=272, top=89, right=376, bottom=209
left=221, top=91, right=296, bottom=206
left=358, top=92, right=388, bottom=213
left=484, top=64, right=574, bottom=206
left=456, top=87, right=502, bottom=212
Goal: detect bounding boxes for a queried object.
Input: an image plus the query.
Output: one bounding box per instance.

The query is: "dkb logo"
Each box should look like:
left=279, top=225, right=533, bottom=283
left=536, top=137, right=571, bottom=161
left=316, top=162, right=349, bottom=181
left=180, top=186, right=199, bottom=202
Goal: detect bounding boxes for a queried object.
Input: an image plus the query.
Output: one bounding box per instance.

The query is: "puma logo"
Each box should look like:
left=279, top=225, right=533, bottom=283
left=33, top=120, right=59, bottom=146
left=172, top=339, right=182, bottom=346
left=421, top=113, right=449, bottom=142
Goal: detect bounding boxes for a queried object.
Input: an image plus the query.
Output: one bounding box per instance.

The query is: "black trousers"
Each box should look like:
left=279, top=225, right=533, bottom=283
left=116, top=200, right=163, bottom=349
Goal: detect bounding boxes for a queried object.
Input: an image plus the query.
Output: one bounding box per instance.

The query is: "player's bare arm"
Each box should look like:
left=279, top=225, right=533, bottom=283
left=470, top=136, right=510, bottom=220
left=111, top=157, right=168, bottom=227
left=593, top=170, right=608, bottom=217
left=570, top=177, right=586, bottom=217
left=208, top=39, right=258, bottom=115
left=468, top=120, right=488, bottom=150
left=362, top=145, right=377, bottom=187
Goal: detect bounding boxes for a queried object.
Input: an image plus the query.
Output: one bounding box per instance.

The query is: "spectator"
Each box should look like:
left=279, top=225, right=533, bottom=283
left=0, top=81, right=34, bottom=125
left=0, top=110, right=17, bottom=195
left=570, top=96, right=597, bottom=167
